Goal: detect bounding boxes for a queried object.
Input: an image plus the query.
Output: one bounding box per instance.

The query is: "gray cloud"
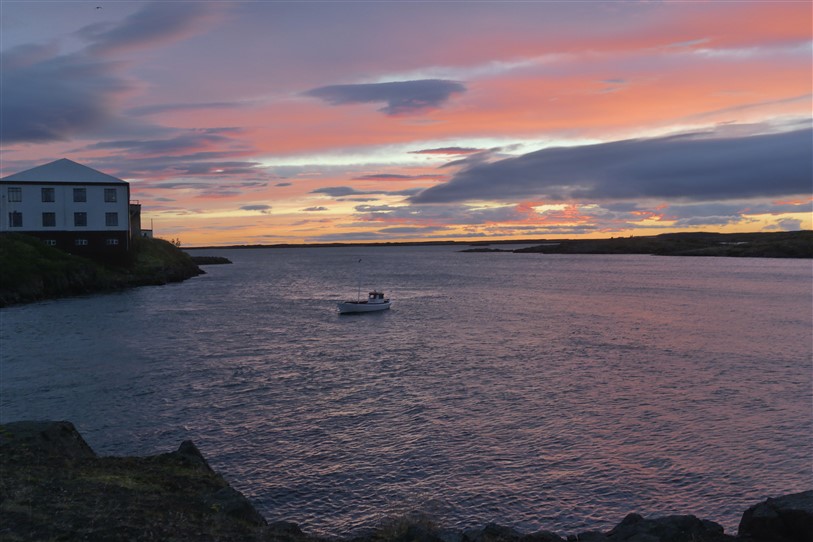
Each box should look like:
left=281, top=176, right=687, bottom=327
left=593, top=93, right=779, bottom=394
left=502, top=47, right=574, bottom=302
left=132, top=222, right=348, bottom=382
left=0, top=2, right=222, bottom=145
left=303, top=79, right=466, bottom=116
left=79, top=2, right=219, bottom=56
left=353, top=173, right=442, bottom=181
left=413, top=128, right=813, bottom=204
left=0, top=45, right=132, bottom=144
left=86, top=129, right=244, bottom=156
left=301, top=206, right=329, bottom=212
left=312, top=186, right=422, bottom=198
left=354, top=203, right=526, bottom=225
left=128, top=102, right=248, bottom=116
left=241, top=204, right=272, bottom=214
left=410, top=147, right=483, bottom=155
left=771, top=218, right=803, bottom=230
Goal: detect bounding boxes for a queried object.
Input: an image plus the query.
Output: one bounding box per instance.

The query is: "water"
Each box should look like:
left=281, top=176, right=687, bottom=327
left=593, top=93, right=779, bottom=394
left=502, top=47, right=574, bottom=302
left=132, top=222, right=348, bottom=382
left=1, top=246, right=811, bottom=537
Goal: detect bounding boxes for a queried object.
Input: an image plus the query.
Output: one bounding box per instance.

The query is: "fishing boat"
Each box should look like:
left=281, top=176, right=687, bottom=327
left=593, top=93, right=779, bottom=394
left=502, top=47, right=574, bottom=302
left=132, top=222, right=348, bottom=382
left=337, top=290, right=391, bottom=314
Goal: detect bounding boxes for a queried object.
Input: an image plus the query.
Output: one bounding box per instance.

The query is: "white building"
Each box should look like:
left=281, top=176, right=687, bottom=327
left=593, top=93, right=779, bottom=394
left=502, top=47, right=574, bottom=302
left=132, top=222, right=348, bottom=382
left=0, top=158, right=132, bottom=258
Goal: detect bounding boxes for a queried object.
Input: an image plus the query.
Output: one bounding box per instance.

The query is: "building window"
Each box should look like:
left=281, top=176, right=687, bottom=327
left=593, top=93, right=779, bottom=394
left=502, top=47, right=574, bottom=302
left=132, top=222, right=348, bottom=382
left=9, top=211, right=23, bottom=227
left=73, top=188, right=86, bottom=202
left=74, top=239, right=89, bottom=246
left=74, top=212, right=87, bottom=227
left=8, top=187, right=22, bottom=202
left=106, top=238, right=119, bottom=246
left=45, top=240, right=57, bottom=246
left=104, top=188, right=117, bottom=203
left=105, top=212, right=118, bottom=227
left=41, top=187, right=55, bottom=202
left=42, top=212, right=56, bottom=227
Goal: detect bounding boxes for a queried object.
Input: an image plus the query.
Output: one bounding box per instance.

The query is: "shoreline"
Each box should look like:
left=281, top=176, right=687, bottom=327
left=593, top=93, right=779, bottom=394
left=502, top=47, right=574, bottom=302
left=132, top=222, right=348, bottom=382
left=184, top=231, right=812, bottom=257
left=1, top=421, right=810, bottom=542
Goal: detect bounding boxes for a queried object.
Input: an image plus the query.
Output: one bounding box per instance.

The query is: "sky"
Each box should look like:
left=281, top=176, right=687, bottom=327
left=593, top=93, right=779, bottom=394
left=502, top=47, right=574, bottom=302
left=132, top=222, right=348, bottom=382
left=1, top=1, right=811, bottom=246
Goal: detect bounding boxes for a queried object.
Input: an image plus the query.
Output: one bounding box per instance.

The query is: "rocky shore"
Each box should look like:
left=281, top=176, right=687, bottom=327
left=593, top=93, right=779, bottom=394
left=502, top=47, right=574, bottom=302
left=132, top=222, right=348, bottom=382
left=0, top=234, right=204, bottom=307
left=462, top=231, right=813, bottom=258
left=1, top=421, right=810, bottom=542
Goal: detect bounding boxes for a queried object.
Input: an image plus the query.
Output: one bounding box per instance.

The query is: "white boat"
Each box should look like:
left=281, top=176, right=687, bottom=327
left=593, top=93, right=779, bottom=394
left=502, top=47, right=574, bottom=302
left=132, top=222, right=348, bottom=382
left=338, top=291, right=391, bottom=314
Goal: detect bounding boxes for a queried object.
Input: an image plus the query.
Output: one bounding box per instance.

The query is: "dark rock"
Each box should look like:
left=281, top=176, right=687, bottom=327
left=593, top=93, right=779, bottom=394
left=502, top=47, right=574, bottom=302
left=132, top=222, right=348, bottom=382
left=269, top=520, right=306, bottom=535
left=568, top=532, right=609, bottom=542
left=189, top=255, right=232, bottom=265
left=605, top=513, right=731, bottom=542
left=203, top=485, right=268, bottom=527
left=522, top=529, right=567, bottom=542
left=0, top=420, right=96, bottom=460
left=464, top=523, right=525, bottom=541
left=176, top=439, right=215, bottom=473
left=738, top=491, right=813, bottom=542
left=268, top=521, right=312, bottom=542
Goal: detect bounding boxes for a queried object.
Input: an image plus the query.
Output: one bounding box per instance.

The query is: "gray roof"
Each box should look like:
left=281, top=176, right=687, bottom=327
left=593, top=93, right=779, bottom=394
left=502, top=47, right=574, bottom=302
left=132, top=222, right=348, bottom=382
left=0, top=158, right=127, bottom=184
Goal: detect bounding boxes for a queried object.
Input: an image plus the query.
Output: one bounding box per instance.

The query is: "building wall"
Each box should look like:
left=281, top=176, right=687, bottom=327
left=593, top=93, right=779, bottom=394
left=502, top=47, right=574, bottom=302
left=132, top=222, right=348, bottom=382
left=1, top=181, right=131, bottom=258
left=1, top=183, right=129, bottom=232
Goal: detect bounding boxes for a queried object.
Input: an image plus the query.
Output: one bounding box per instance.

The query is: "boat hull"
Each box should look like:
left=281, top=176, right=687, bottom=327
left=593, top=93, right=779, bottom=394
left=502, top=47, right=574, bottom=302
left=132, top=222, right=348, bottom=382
left=337, top=301, right=391, bottom=314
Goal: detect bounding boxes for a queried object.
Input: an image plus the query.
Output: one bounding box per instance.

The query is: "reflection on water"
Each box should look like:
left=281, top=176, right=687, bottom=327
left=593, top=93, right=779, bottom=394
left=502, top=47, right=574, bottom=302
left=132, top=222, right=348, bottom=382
left=1, top=247, right=811, bottom=536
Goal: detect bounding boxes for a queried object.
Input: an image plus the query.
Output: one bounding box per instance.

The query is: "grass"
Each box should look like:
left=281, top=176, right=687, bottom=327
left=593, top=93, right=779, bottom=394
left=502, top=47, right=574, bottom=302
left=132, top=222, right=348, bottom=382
left=0, top=233, right=202, bottom=306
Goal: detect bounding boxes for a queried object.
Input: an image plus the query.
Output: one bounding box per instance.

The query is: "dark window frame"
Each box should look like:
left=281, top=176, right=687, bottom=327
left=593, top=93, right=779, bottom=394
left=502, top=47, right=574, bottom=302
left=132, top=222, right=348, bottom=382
left=9, top=211, right=23, bottom=227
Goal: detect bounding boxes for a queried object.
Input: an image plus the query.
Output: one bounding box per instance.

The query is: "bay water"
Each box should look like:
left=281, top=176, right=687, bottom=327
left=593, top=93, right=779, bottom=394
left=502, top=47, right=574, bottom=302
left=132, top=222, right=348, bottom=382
left=1, top=246, right=811, bottom=536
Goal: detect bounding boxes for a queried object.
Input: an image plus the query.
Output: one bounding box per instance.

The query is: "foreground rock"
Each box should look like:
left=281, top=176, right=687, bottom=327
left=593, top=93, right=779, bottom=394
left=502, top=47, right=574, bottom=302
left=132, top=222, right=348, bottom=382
left=1, top=421, right=810, bottom=542
left=738, top=491, right=813, bottom=542
left=0, top=421, right=310, bottom=541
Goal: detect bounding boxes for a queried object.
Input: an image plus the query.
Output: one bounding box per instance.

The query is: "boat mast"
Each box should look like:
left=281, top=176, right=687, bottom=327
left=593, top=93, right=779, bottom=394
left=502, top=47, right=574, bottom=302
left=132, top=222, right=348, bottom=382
left=357, top=258, right=362, bottom=302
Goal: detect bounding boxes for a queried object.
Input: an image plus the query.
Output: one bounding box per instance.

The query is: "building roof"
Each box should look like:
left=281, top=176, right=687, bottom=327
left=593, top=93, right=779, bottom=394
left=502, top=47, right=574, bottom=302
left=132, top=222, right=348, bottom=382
left=0, top=158, right=127, bottom=184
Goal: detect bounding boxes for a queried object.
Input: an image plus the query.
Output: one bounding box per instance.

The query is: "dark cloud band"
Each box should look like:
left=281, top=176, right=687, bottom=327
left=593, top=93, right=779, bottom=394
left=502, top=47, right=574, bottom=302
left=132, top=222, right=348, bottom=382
left=412, top=128, right=813, bottom=203
left=303, top=79, right=466, bottom=116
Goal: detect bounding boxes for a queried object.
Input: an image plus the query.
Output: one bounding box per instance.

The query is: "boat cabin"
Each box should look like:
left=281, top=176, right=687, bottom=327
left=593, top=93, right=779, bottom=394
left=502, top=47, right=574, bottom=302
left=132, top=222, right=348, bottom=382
left=368, top=291, right=387, bottom=302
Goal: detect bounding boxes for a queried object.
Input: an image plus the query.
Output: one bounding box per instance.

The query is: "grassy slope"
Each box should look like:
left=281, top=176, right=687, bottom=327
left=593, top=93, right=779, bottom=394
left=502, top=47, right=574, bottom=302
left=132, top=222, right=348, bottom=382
left=513, top=231, right=813, bottom=257
left=0, top=234, right=202, bottom=307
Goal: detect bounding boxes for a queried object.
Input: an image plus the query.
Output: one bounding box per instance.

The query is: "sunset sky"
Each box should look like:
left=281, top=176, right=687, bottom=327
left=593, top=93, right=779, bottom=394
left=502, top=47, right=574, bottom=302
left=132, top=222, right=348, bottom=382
left=1, top=1, right=811, bottom=246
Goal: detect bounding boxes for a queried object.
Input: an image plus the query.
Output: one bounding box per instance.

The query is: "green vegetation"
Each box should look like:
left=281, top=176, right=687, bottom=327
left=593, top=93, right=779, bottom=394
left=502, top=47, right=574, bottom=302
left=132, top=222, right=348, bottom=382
left=0, top=422, right=289, bottom=542
left=511, top=231, right=813, bottom=258
left=189, top=255, right=233, bottom=265
left=0, top=234, right=202, bottom=307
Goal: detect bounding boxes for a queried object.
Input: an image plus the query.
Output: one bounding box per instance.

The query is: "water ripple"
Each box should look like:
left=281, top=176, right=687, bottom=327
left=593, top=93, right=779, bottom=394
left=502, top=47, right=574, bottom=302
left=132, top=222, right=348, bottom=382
left=1, top=248, right=811, bottom=537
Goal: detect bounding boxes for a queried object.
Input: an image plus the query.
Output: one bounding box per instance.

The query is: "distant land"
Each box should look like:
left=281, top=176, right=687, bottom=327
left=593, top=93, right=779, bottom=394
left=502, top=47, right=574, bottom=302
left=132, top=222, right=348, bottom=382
left=506, top=231, right=812, bottom=258
left=188, top=231, right=812, bottom=258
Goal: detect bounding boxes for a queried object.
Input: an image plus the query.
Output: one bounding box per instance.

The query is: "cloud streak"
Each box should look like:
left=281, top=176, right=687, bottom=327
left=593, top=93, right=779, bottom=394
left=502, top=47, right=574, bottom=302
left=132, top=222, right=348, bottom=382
left=0, top=45, right=132, bottom=144
left=413, top=128, right=813, bottom=204
left=79, top=2, right=220, bottom=56
left=303, top=79, right=466, bottom=116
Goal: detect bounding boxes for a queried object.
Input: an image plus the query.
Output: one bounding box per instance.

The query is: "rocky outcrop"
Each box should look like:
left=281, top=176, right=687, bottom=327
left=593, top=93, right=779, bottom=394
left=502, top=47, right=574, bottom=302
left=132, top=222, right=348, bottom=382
left=0, top=421, right=303, bottom=542
left=738, top=491, right=813, bottom=542
left=1, top=420, right=810, bottom=542
left=601, top=513, right=733, bottom=542
left=0, top=234, right=203, bottom=307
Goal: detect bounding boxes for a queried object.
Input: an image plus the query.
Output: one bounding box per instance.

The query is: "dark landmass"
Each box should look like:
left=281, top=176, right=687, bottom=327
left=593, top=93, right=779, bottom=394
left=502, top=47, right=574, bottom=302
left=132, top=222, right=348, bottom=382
left=1, top=421, right=810, bottom=542
left=0, top=233, right=204, bottom=308
left=190, top=255, right=233, bottom=265
left=186, top=231, right=812, bottom=258
left=461, top=247, right=514, bottom=253
left=461, top=231, right=812, bottom=258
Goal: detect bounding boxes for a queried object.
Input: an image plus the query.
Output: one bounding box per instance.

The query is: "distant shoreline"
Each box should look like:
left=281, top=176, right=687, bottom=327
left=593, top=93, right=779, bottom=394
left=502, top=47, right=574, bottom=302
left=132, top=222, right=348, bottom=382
left=186, top=230, right=812, bottom=258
